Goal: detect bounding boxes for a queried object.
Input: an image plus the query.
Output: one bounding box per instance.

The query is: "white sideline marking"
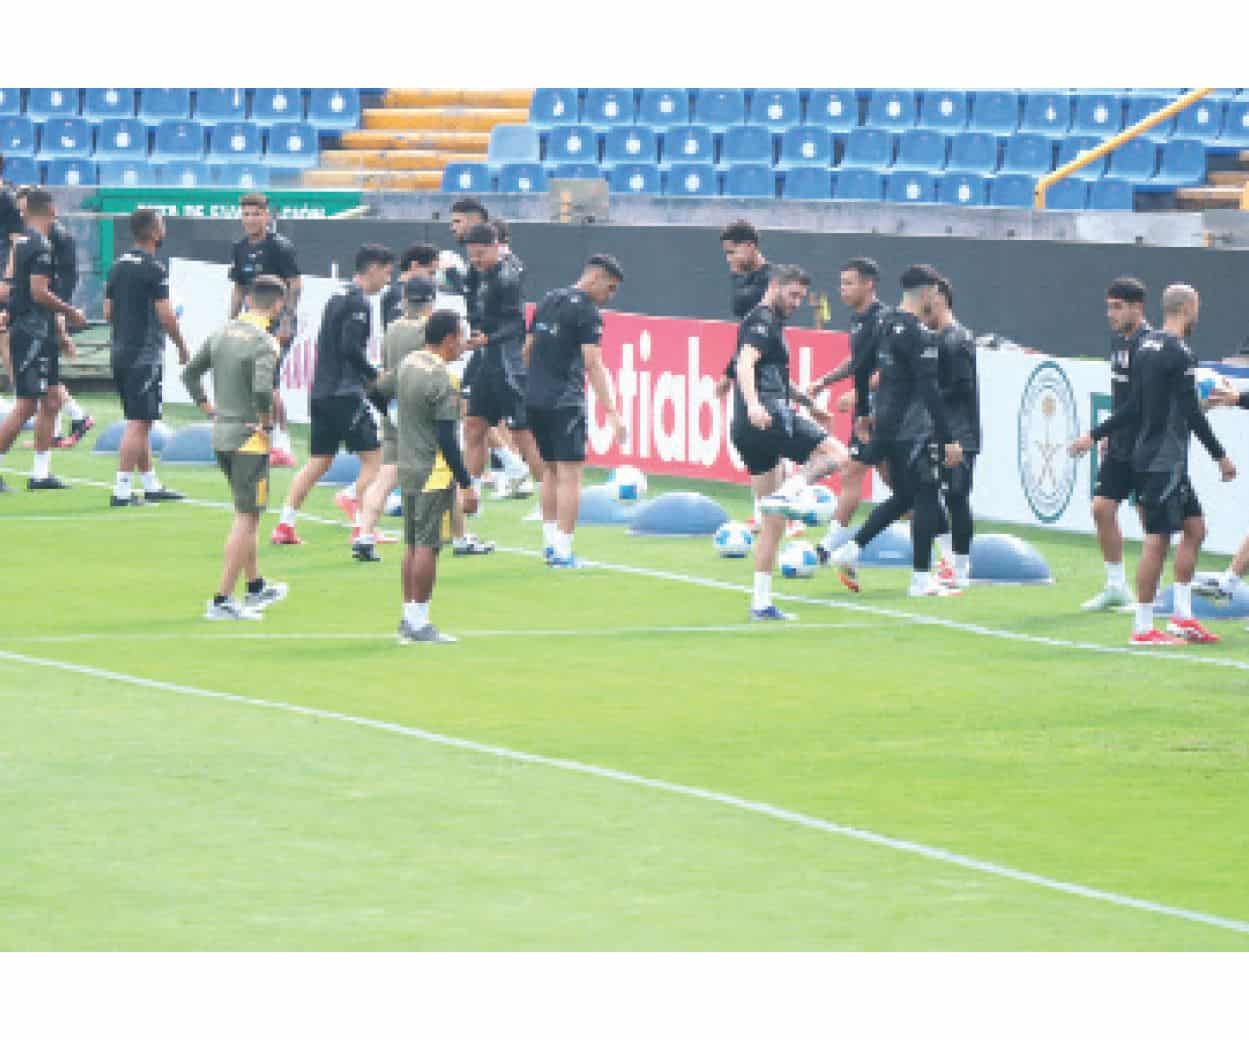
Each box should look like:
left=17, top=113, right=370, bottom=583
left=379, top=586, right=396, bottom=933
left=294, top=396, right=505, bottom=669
left=2, top=645, right=1247, bottom=938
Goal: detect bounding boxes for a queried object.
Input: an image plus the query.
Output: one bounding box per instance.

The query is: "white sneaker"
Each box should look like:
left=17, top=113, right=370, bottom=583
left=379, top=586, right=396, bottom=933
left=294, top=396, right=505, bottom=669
left=1081, top=586, right=1132, bottom=612
left=909, top=577, right=962, bottom=598
left=244, top=580, right=289, bottom=610
left=830, top=541, right=861, bottom=593
left=204, top=598, right=263, bottom=621
left=820, top=525, right=852, bottom=555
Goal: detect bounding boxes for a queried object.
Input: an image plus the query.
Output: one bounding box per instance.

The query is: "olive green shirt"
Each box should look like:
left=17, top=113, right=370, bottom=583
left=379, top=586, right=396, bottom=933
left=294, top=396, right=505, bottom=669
left=181, top=315, right=279, bottom=453
left=381, top=349, right=461, bottom=493
left=379, top=316, right=428, bottom=445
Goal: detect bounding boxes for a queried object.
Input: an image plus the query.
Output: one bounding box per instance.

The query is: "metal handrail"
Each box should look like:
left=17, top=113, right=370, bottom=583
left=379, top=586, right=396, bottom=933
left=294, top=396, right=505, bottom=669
left=1033, top=88, right=1213, bottom=209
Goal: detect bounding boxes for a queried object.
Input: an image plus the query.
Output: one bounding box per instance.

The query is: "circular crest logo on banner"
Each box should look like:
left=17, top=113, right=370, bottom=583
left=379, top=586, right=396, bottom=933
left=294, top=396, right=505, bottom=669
left=1018, top=361, right=1079, bottom=523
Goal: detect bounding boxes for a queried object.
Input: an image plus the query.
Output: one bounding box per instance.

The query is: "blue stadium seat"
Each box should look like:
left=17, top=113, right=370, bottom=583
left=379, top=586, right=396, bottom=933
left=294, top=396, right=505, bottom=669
left=27, top=89, right=78, bottom=120
left=661, top=126, right=714, bottom=168
left=1000, top=133, right=1054, bottom=175
left=157, top=161, right=213, bottom=187
left=780, top=167, right=832, bottom=199
left=307, top=89, right=360, bottom=129
left=96, top=118, right=148, bottom=158
left=584, top=89, right=635, bottom=130
left=891, top=129, right=947, bottom=171
left=1105, top=137, right=1158, bottom=181
left=488, top=124, right=541, bottom=167
left=498, top=162, right=548, bottom=193
left=1044, top=178, right=1088, bottom=210
left=609, top=162, right=661, bottom=194
left=1088, top=177, right=1134, bottom=210
left=545, top=124, right=599, bottom=164
left=1072, top=93, right=1124, bottom=136
left=0, top=156, right=37, bottom=184
left=97, top=159, right=153, bottom=187
left=886, top=170, right=937, bottom=203
left=0, top=89, right=21, bottom=116
left=693, top=89, right=745, bottom=131
left=602, top=126, right=658, bottom=168
left=1125, top=94, right=1176, bottom=141
left=0, top=116, right=35, bottom=157
left=1021, top=92, right=1072, bottom=137
left=637, top=89, right=689, bottom=128
left=1214, top=101, right=1249, bottom=149
left=1206, top=88, right=1243, bottom=98
left=209, top=122, right=263, bottom=162
left=806, top=89, right=857, bottom=135
left=265, top=123, right=317, bottom=167
left=917, top=90, right=968, bottom=132
left=251, top=89, right=304, bottom=125
left=719, top=125, right=773, bottom=167
left=838, top=127, right=893, bottom=169
left=989, top=173, right=1036, bottom=207
left=938, top=172, right=988, bottom=206
left=139, top=89, right=191, bottom=121
left=43, top=158, right=95, bottom=186
left=748, top=89, right=800, bottom=130
left=1145, top=137, right=1206, bottom=189
left=1175, top=98, right=1224, bottom=141
left=194, top=88, right=247, bottom=124
left=664, top=162, right=717, bottom=196
left=969, top=91, right=1019, bottom=135
left=37, top=117, right=91, bottom=159
left=83, top=88, right=134, bottom=122
left=215, top=162, right=271, bottom=189
left=865, top=89, right=917, bottom=131
left=441, top=162, right=492, bottom=193
left=834, top=168, right=885, bottom=201
left=723, top=163, right=776, bottom=198
left=549, top=162, right=601, bottom=179
left=529, top=88, right=579, bottom=128
left=944, top=132, right=997, bottom=174
left=153, top=119, right=205, bottom=159
left=776, top=127, right=833, bottom=169
left=1056, top=136, right=1109, bottom=179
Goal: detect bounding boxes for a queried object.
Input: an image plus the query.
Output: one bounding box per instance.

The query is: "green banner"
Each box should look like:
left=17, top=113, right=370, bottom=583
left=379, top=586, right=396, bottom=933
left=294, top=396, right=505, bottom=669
left=85, top=188, right=362, bottom=219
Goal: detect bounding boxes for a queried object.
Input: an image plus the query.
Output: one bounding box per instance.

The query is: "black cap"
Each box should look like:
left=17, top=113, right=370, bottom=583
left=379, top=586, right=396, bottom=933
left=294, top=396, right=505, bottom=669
left=404, top=275, right=436, bottom=304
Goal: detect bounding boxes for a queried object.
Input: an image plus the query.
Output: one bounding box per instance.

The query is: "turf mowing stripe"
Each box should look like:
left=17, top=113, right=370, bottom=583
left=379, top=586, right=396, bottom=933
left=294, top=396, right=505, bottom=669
left=2, top=646, right=1247, bottom=938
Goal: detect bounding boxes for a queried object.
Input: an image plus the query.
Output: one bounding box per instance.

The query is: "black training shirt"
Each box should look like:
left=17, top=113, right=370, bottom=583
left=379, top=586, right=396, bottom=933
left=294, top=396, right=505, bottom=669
left=9, top=228, right=56, bottom=338
left=936, top=319, right=980, bottom=453
left=310, top=284, right=376, bottom=400
left=867, top=308, right=950, bottom=445
left=105, top=248, right=170, bottom=368
left=469, top=254, right=526, bottom=380
left=1104, top=321, right=1151, bottom=462
left=49, top=219, right=78, bottom=302
left=0, top=185, right=22, bottom=241
left=228, top=231, right=299, bottom=287
left=525, top=286, right=604, bottom=410
left=731, top=262, right=771, bottom=320
left=732, top=302, right=791, bottom=424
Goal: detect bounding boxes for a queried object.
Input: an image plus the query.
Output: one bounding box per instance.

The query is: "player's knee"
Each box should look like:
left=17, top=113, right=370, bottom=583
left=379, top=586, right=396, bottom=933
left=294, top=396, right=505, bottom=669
left=1091, top=497, right=1117, bottom=527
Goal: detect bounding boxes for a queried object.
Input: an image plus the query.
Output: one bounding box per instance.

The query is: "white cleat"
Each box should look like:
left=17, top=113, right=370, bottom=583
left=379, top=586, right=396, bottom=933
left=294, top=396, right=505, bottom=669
left=909, top=578, right=962, bottom=598
left=1081, top=586, right=1132, bottom=612
left=244, top=581, right=289, bottom=611
left=204, top=598, right=263, bottom=621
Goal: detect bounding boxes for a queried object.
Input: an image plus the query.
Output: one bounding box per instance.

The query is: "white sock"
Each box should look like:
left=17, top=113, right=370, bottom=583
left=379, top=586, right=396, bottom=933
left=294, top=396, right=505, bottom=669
left=752, top=571, right=772, bottom=611
left=554, top=530, right=573, bottom=559
left=54, top=412, right=65, bottom=436
left=356, top=529, right=374, bottom=546
left=32, top=451, right=50, bottom=480
left=1221, top=568, right=1241, bottom=595
left=280, top=504, right=297, bottom=526
left=838, top=539, right=861, bottom=563
left=954, top=553, right=971, bottom=579
left=752, top=494, right=760, bottom=518
left=1173, top=582, right=1193, bottom=620
left=403, top=600, right=430, bottom=628
left=937, top=533, right=954, bottom=563
left=493, top=470, right=510, bottom=493
left=472, top=477, right=483, bottom=496
left=1105, top=561, right=1126, bottom=590
left=542, top=522, right=558, bottom=549
left=114, top=472, right=132, bottom=497
left=66, top=398, right=85, bottom=422
left=272, top=427, right=291, bottom=452
left=910, top=569, right=930, bottom=590
left=141, top=469, right=162, bottom=492
left=1134, top=602, right=1154, bottom=634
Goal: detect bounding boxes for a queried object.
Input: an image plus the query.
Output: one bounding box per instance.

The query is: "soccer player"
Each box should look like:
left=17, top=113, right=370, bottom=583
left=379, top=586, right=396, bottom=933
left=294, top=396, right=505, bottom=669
left=730, top=264, right=848, bottom=620
left=103, top=207, right=189, bottom=506
left=1081, top=277, right=1152, bottom=611
left=271, top=243, right=394, bottom=546
left=525, top=254, right=627, bottom=567
left=381, top=243, right=439, bottom=329
left=1069, top=284, right=1235, bottom=646
left=228, top=193, right=301, bottom=468
left=720, top=219, right=771, bottom=319
left=378, top=309, right=478, bottom=644
left=830, top=265, right=965, bottom=598
left=353, top=275, right=437, bottom=562
left=1206, top=382, right=1249, bottom=607
left=0, top=189, right=86, bottom=491
left=182, top=275, right=290, bottom=621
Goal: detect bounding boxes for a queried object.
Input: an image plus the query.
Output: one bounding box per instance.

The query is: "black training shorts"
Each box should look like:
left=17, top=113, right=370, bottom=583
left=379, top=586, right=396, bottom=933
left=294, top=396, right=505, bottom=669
left=1093, top=454, right=1136, bottom=503
left=113, top=360, right=163, bottom=421
left=468, top=364, right=528, bottom=430
left=882, top=438, right=941, bottom=499
left=730, top=406, right=826, bottom=477
left=309, top=394, right=380, bottom=458
left=10, top=327, right=59, bottom=399
left=528, top=405, right=588, bottom=463
left=1136, top=470, right=1202, bottom=536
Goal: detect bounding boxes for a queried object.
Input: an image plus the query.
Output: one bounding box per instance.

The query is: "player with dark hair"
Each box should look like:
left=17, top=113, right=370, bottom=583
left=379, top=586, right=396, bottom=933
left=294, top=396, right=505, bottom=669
left=1081, top=276, right=1151, bottom=612
left=182, top=274, right=290, bottom=621
left=719, top=219, right=770, bottom=319
left=382, top=243, right=438, bottom=329
left=830, top=264, right=965, bottom=598
left=525, top=254, right=627, bottom=567
left=228, top=192, right=302, bottom=467
left=271, top=243, right=394, bottom=545
left=1070, top=284, right=1235, bottom=645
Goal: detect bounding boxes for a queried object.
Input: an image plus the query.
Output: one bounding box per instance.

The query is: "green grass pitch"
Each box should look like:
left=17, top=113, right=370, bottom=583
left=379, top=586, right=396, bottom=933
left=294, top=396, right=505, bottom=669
left=2, top=396, right=1247, bottom=950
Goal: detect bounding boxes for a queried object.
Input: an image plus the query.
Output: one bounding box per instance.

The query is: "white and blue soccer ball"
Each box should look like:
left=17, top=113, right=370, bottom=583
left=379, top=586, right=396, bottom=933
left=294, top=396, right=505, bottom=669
left=779, top=539, right=819, bottom=579
left=791, top=485, right=836, bottom=527
left=1195, top=367, right=1233, bottom=401
left=607, top=465, right=647, bottom=501
left=384, top=488, right=404, bottom=516
left=713, top=522, right=754, bottom=558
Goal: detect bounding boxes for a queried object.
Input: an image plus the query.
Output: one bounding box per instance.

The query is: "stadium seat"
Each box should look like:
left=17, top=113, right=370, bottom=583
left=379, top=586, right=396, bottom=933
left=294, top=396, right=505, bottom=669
left=307, top=89, right=360, bottom=129
left=834, top=168, right=885, bottom=201
left=1072, top=93, right=1124, bottom=136
left=153, top=119, right=205, bottom=159
left=1145, top=137, right=1206, bottom=189
left=989, top=173, right=1036, bottom=207
left=891, top=129, right=948, bottom=171
left=251, top=89, right=305, bottom=125
left=96, top=118, right=148, bottom=158
left=886, top=170, right=937, bottom=203
left=1105, top=137, right=1158, bottom=181
left=0, top=116, right=35, bottom=157
left=194, top=88, right=247, bottom=124
left=584, top=89, right=635, bottom=130
left=1044, top=178, right=1088, bottom=210
left=156, top=161, right=213, bottom=187
left=718, top=125, right=774, bottom=167
left=0, top=156, right=37, bottom=184
left=83, top=88, right=134, bottom=122
left=1125, top=94, right=1177, bottom=141
left=917, top=90, right=968, bottom=132
left=944, top=131, right=997, bottom=174
left=1056, top=136, right=1110, bottom=179
left=529, top=88, right=579, bottom=128
left=780, top=167, right=832, bottom=199
left=1214, top=101, right=1249, bottom=149
left=498, top=162, right=547, bottom=193
left=661, top=125, right=714, bottom=168
left=549, top=162, right=601, bottom=179
left=488, top=124, right=541, bottom=167
left=215, top=162, right=270, bottom=189
left=748, top=89, right=800, bottom=130
left=1021, top=92, right=1072, bottom=137
left=264, top=123, right=318, bottom=167
left=602, top=126, right=658, bottom=169
left=441, top=162, right=492, bottom=193
left=43, top=158, right=95, bottom=186
left=139, top=89, right=191, bottom=121
left=545, top=124, right=599, bottom=164
left=26, top=89, right=78, bottom=120
left=805, top=89, right=857, bottom=135
left=209, top=122, right=263, bottom=162
left=938, top=172, right=988, bottom=206
left=1000, top=133, right=1054, bottom=175
left=865, top=89, right=917, bottom=131
left=37, top=117, right=91, bottom=159
left=609, top=162, right=661, bottom=194
left=693, top=89, right=746, bottom=131
left=0, top=89, right=20, bottom=117
left=838, top=127, right=893, bottom=169
left=723, top=163, right=776, bottom=198
left=969, top=91, right=1020, bottom=135
left=775, top=127, right=833, bottom=169
left=97, top=159, right=153, bottom=187
left=637, top=89, right=690, bottom=128
left=1088, top=177, right=1134, bottom=210
left=664, top=162, right=718, bottom=196
left=1175, top=98, right=1224, bottom=142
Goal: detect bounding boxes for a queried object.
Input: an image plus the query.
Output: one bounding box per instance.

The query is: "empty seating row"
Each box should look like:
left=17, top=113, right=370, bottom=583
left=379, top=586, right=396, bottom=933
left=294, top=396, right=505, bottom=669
left=0, top=156, right=290, bottom=188
left=0, top=88, right=359, bottom=127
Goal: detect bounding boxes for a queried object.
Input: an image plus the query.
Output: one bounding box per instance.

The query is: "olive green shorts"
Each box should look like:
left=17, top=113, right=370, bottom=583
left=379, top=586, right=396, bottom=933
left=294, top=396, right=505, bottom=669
left=382, top=431, right=398, bottom=466
left=216, top=450, right=270, bottom=515
left=404, top=486, right=454, bottom=548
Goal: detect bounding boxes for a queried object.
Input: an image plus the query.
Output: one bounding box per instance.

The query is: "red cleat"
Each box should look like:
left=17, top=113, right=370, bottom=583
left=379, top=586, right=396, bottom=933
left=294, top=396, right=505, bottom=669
left=334, top=489, right=358, bottom=523
left=271, top=522, right=302, bottom=545
left=269, top=448, right=296, bottom=468
left=1128, top=628, right=1187, bottom=647
left=1167, top=618, right=1221, bottom=644
left=934, top=557, right=958, bottom=587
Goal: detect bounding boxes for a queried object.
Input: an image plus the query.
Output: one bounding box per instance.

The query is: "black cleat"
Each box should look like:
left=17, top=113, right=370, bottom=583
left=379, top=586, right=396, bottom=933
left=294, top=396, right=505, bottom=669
left=143, top=487, right=185, bottom=502
left=110, top=494, right=144, bottom=507
left=27, top=476, right=69, bottom=491
left=352, top=540, right=382, bottom=563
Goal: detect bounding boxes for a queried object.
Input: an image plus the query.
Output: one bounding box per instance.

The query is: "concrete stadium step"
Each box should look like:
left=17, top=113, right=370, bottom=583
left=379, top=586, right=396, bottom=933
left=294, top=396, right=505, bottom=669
left=363, top=107, right=531, bottom=132
left=1175, top=184, right=1245, bottom=209
left=338, top=129, right=490, bottom=152
left=303, top=169, right=444, bottom=190
left=1208, top=170, right=1249, bottom=187
left=320, top=150, right=482, bottom=171
left=384, top=89, right=531, bottom=110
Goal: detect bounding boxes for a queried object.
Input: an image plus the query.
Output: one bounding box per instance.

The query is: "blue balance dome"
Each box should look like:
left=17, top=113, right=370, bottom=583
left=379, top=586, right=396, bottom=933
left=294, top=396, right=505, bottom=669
left=93, top=419, right=173, bottom=454
left=317, top=452, right=361, bottom=486
left=579, top=484, right=643, bottom=525
left=855, top=522, right=912, bottom=567
left=970, top=533, right=1052, bottom=584
left=629, top=491, right=729, bottom=536
left=160, top=422, right=215, bottom=463
left=1155, top=578, right=1249, bottom=620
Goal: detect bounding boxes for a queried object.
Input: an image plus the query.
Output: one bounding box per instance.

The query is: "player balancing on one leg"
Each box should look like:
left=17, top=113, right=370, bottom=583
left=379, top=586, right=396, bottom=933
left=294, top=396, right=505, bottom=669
left=376, top=310, right=479, bottom=644
left=271, top=244, right=395, bottom=546
left=1069, top=284, right=1235, bottom=646
left=524, top=254, right=627, bottom=568
left=183, top=274, right=290, bottom=621
left=829, top=265, right=966, bottom=599
left=729, top=264, right=849, bottom=621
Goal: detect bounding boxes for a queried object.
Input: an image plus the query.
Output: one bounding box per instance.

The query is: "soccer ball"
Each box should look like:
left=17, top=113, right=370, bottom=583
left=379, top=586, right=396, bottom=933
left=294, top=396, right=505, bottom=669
left=790, top=485, right=836, bottom=527
left=607, top=465, right=647, bottom=501
left=1195, top=367, right=1233, bottom=401
left=384, top=488, right=403, bottom=517
left=779, top=540, right=819, bottom=579
left=713, top=522, right=754, bottom=558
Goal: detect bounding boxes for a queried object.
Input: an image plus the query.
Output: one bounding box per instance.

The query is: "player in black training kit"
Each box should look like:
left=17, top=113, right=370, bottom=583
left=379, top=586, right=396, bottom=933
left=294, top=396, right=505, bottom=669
left=1071, top=284, right=1236, bottom=646
left=525, top=255, right=627, bottom=567
left=830, top=264, right=965, bottom=598
left=0, top=165, right=27, bottom=426
left=382, top=243, right=439, bottom=329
